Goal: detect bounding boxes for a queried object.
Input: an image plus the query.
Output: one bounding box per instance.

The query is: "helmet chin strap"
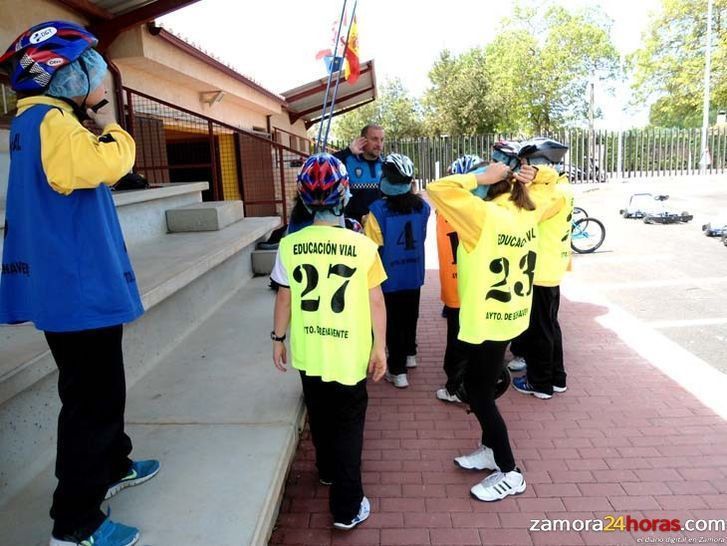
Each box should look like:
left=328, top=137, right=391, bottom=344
left=77, top=55, right=92, bottom=120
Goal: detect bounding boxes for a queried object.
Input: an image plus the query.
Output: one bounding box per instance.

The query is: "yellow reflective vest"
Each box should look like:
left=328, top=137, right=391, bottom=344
left=531, top=176, right=574, bottom=287
left=278, top=225, right=386, bottom=385
left=427, top=170, right=563, bottom=343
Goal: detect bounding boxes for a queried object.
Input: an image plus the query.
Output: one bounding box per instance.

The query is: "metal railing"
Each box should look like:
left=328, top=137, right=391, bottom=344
left=342, top=128, right=727, bottom=185
left=124, top=87, right=309, bottom=220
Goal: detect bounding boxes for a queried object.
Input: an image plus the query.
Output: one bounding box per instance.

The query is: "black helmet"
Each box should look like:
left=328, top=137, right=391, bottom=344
left=519, top=137, right=569, bottom=164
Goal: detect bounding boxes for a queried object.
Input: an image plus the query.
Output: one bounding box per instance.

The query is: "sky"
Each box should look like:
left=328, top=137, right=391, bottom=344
left=160, top=0, right=665, bottom=129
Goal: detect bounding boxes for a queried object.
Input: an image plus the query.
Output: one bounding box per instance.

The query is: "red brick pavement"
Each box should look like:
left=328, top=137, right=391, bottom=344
left=270, top=271, right=727, bottom=546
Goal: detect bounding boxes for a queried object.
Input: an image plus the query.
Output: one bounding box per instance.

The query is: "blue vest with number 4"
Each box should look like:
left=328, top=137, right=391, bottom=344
left=369, top=199, right=430, bottom=293
left=0, top=104, right=144, bottom=332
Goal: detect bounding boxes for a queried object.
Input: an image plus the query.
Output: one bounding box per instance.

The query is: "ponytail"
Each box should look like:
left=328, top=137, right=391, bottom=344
left=485, top=178, right=535, bottom=211
left=509, top=180, right=535, bottom=211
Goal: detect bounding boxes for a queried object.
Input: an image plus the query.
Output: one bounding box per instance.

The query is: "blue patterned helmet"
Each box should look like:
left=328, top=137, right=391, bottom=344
left=0, top=21, right=98, bottom=93
left=297, top=153, right=350, bottom=213
left=449, top=154, right=483, bottom=174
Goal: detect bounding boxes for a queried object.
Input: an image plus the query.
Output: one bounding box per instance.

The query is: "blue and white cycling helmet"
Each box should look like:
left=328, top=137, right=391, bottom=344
left=449, top=154, right=483, bottom=174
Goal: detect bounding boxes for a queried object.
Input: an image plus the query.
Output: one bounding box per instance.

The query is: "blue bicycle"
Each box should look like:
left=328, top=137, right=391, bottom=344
left=571, top=207, right=605, bottom=254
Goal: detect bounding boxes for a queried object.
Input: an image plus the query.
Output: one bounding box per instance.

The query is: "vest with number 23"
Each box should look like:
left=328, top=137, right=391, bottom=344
left=457, top=197, right=540, bottom=344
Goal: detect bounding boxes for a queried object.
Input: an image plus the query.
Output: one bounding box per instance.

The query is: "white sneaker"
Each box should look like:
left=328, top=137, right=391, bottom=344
left=385, top=372, right=409, bottom=388
left=436, top=388, right=462, bottom=403
left=507, top=356, right=527, bottom=372
left=553, top=385, right=567, bottom=393
left=333, top=496, right=370, bottom=530
left=454, top=445, right=499, bottom=471
left=406, top=355, right=417, bottom=368
left=470, top=468, right=526, bottom=502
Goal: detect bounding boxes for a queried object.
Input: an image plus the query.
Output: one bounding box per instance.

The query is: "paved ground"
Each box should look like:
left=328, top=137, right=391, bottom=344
left=270, top=177, right=727, bottom=545
left=571, top=175, right=727, bottom=375
left=270, top=271, right=727, bottom=546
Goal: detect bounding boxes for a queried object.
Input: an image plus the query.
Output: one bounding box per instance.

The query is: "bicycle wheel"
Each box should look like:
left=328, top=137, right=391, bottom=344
left=572, top=206, right=588, bottom=223
left=571, top=217, right=606, bottom=254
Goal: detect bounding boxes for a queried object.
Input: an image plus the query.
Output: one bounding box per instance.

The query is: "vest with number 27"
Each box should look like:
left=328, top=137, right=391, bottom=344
left=279, top=225, right=380, bottom=385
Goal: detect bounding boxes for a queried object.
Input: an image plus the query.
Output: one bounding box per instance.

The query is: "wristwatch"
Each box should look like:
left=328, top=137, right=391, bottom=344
left=270, top=331, right=286, bottom=342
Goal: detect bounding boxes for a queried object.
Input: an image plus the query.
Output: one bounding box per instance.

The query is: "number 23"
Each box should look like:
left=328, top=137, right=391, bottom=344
left=485, top=251, right=536, bottom=302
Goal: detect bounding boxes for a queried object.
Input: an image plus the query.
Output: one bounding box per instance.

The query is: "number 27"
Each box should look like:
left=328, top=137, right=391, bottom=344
left=293, top=263, right=357, bottom=313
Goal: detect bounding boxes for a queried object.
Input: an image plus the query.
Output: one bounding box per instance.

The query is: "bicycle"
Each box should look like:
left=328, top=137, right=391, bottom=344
left=570, top=206, right=606, bottom=254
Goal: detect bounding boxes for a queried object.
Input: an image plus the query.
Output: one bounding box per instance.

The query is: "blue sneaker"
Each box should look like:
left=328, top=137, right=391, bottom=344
left=50, top=517, right=139, bottom=546
left=105, top=459, right=161, bottom=500
left=512, top=376, right=552, bottom=400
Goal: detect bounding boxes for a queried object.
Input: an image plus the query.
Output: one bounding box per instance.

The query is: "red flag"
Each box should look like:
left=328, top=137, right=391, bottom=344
left=344, top=16, right=360, bottom=85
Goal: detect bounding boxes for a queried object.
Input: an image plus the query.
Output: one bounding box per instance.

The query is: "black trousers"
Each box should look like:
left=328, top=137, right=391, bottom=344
left=300, top=372, right=368, bottom=523
left=384, top=289, right=421, bottom=375
left=443, top=306, right=468, bottom=396
left=44, top=325, right=133, bottom=539
left=509, top=331, right=526, bottom=358
left=463, top=340, right=516, bottom=473
left=523, top=285, right=566, bottom=395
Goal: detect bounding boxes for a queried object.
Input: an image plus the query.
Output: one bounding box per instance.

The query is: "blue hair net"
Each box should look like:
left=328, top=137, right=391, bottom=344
left=47, top=49, right=107, bottom=99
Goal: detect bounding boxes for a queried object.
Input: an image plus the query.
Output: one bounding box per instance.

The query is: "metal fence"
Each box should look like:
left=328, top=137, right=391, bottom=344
left=352, top=129, right=727, bottom=185
left=123, top=88, right=308, bottom=219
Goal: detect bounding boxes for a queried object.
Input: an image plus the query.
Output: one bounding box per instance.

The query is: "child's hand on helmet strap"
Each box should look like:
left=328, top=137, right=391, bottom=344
left=515, top=163, right=538, bottom=185
left=475, top=162, right=510, bottom=185
left=86, top=104, right=116, bottom=131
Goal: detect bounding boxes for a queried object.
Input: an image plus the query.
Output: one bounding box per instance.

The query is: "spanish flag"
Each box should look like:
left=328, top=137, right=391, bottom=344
left=344, top=16, right=360, bottom=85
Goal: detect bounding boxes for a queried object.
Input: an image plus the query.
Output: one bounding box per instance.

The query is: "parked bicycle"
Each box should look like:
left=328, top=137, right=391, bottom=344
left=570, top=206, right=606, bottom=254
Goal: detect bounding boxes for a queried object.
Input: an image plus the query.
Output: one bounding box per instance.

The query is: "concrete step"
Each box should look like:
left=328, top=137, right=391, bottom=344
left=166, top=200, right=244, bottom=232
left=114, top=182, right=207, bottom=246
left=0, top=182, right=206, bottom=245
left=0, top=277, right=304, bottom=546
left=0, top=216, right=281, bottom=501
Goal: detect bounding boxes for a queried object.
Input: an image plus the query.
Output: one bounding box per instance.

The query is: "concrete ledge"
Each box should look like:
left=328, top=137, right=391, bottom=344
left=0, top=217, right=282, bottom=501
left=166, top=200, right=244, bottom=232
left=0, top=217, right=280, bottom=407
left=1, top=183, right=208, bottom=244
left=115, top=182, right=208, bottom=246
left=252, top=248, right=277, bottom=276
left=112, top=182, right=208, bottom=207
left=0, top=278, right=305, bottom=546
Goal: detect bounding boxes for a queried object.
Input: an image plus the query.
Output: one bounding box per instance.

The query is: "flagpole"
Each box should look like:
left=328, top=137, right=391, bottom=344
left=316, top=0, right=349, bottom=153
left=322, top=0, right=358, bottom=151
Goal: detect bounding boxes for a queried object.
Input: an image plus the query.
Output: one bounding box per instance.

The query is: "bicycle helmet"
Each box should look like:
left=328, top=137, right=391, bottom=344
left=491, top=140, right=522, bottom=171
left=381, top=153, right=414, bottom=184
left=449, top=154, right=483, bottom=174
left=0, top=21, right=98, bottom=93
left=518, top=137, right=568, bottom=165
left=297, top=153, right=350, bottom=213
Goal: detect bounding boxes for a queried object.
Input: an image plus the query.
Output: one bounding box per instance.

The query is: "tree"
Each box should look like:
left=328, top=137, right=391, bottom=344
left=631, top=0, right=727, bottom=128
left=423, top=49, right=499, bottom=136
left=422, top=4, right=619, bottom=134
left=327, top=78, right=424, bottom=145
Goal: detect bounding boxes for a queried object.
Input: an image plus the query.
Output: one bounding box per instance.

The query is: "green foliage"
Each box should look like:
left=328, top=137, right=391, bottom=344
left=324, top=1, right=619, bottom=140
left=423, top=4, right=619, bottom=134
left=423, top=48, right=499, bottom=136
left=632, top=0, right=727, bottom=128
left=329, top=78, right=424, bottom=144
